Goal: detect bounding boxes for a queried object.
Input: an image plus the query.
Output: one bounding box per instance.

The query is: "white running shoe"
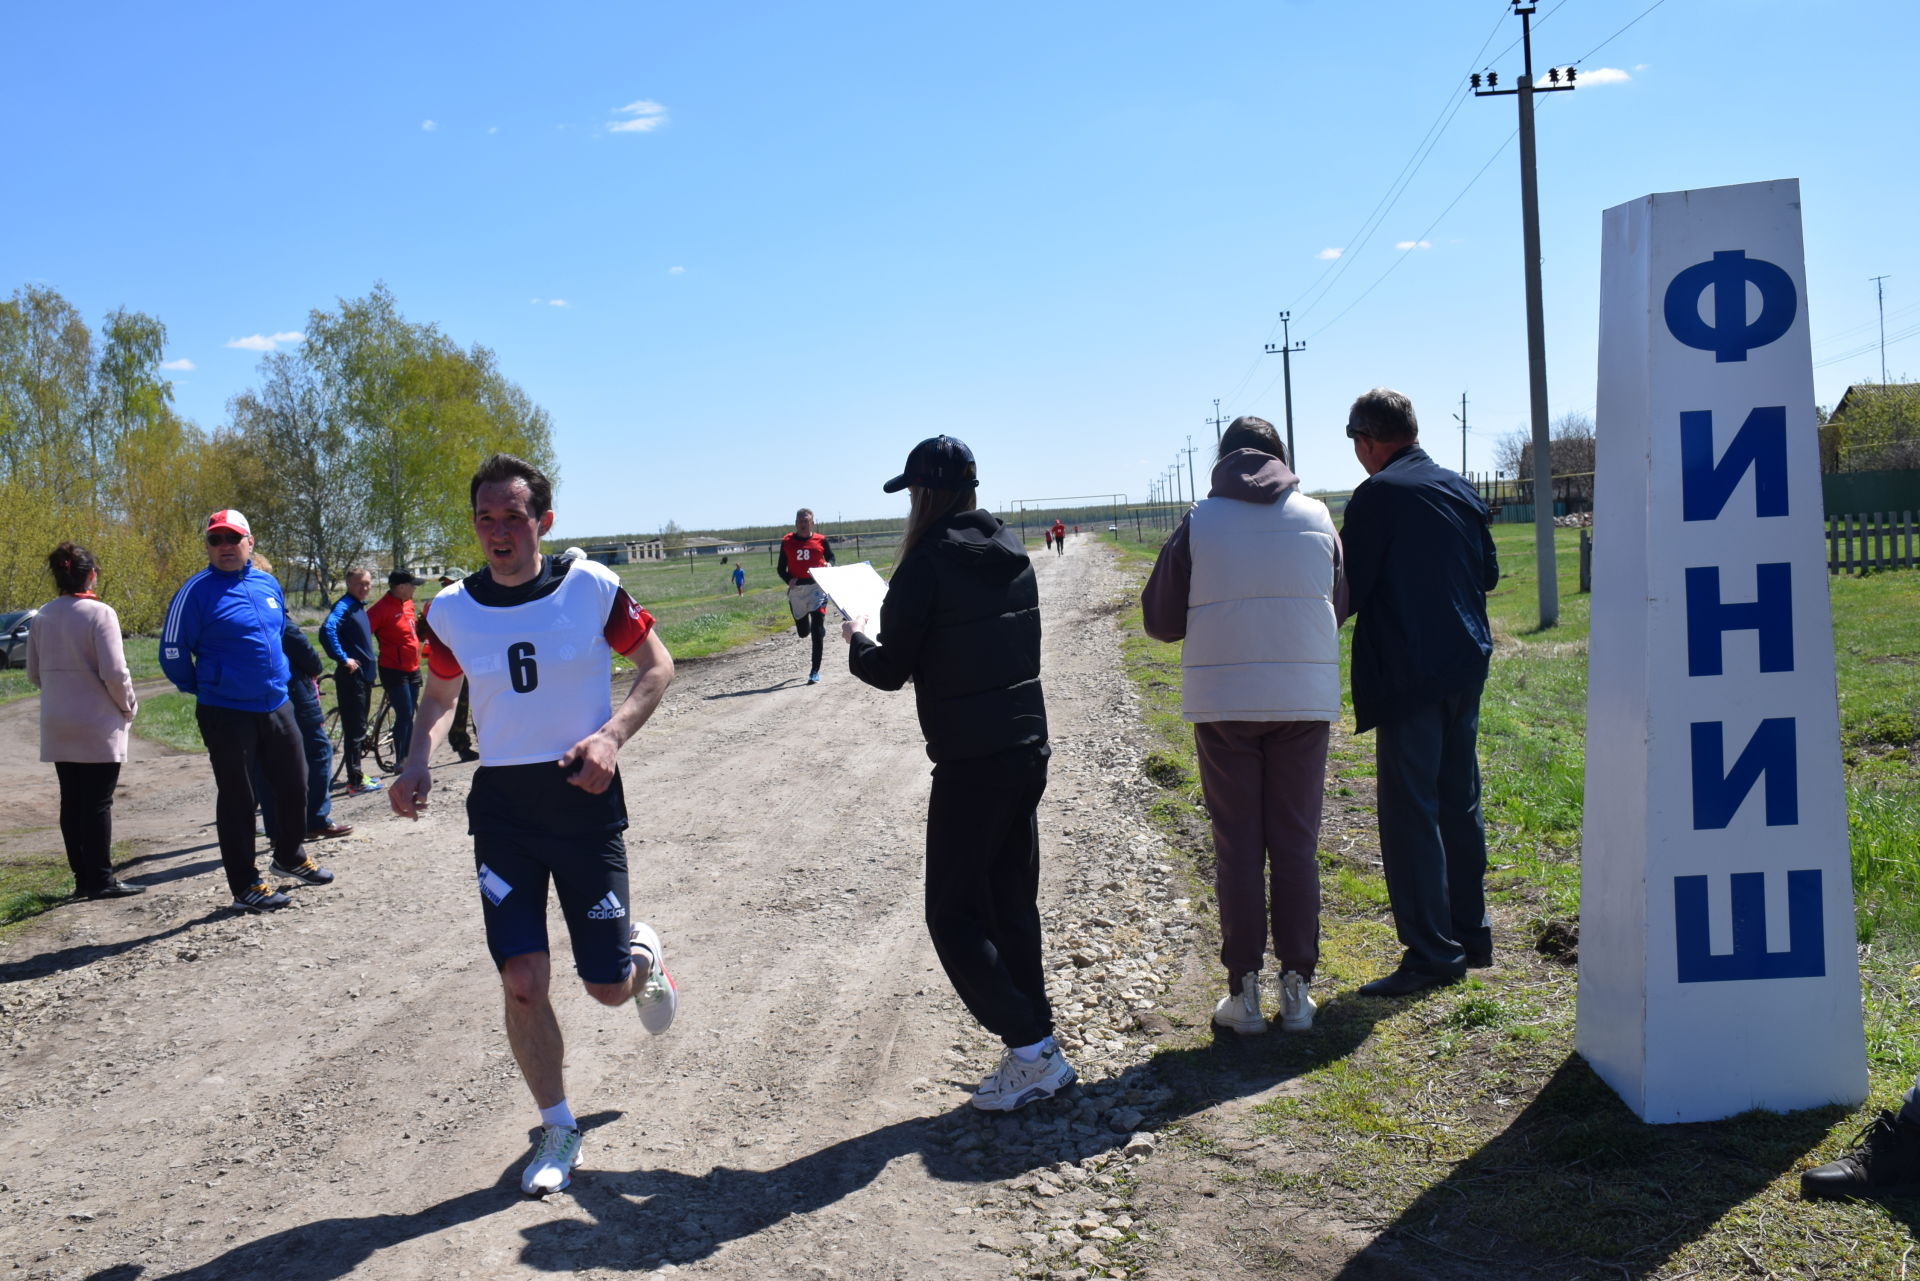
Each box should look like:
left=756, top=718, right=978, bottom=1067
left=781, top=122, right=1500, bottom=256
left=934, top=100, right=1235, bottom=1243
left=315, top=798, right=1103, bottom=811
left=1212, top=971, right=1267, bottom=1035
left=970, top=1044, right=1077, bottom=1112
left=629, top=922, right=677, bottom=1035
left=1279, top=970, right=1316, bottom=1032
left=520, top=1124, right=582, bottom=1197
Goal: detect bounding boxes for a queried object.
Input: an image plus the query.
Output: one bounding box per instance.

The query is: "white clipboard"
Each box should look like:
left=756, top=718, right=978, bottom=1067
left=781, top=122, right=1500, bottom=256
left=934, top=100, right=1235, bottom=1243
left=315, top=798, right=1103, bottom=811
left=808, top=562, right=888, bottom=626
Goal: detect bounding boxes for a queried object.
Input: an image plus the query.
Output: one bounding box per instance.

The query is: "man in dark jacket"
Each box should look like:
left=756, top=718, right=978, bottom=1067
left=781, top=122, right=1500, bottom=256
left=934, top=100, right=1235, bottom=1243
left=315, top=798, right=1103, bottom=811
left=1340, top=389, right=1500, bottom=996
left=843, top=435, right=1071, bottom=1113
left=159, top=510, right=338, bottom=911
left=320, top=568, right=381, bottom=793
left=257, top=615, right=353, bottom=843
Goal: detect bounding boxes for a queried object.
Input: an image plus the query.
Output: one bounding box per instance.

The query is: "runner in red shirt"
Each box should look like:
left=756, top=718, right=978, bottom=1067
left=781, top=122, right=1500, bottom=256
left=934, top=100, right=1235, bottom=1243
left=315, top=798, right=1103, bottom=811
left=1050, top=520, right=1066, bottom=554
left=778, top=508, right=836, bottom=685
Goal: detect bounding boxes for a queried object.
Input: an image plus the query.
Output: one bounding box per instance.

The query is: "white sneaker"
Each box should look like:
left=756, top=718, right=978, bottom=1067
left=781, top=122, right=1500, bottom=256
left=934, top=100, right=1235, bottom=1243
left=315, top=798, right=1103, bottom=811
left=971, top=1044, right=1077, bottom=1112
left=520, top=1124, right=582, bottom=1196
left=1279, top=971, right=1315, bottom=1032
left=629, top=922, right=677, bottom=1035
left=1212, top=971, right=1267, bottom=1035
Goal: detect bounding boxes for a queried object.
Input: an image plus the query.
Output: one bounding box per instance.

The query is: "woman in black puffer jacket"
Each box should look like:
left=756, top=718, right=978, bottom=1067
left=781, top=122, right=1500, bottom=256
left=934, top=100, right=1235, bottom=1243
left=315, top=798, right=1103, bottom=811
left=844, top=435, right=1074, bottom=1113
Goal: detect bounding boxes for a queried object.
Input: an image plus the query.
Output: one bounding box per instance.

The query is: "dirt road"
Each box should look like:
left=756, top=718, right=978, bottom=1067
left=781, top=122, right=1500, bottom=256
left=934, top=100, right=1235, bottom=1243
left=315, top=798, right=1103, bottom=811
left=1, top=536, right=1192, bottom=1281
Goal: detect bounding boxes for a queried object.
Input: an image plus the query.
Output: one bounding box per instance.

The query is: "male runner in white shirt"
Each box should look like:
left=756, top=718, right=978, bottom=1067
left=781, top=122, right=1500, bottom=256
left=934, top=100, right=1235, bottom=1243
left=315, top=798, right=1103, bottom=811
left=390, top=452, right=677, bottom=1197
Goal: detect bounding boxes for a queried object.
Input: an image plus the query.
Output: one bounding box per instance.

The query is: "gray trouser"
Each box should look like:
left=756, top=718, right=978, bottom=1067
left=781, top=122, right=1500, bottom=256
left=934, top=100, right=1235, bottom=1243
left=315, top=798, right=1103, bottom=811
left=1373, top=684, right=1492, bottom=977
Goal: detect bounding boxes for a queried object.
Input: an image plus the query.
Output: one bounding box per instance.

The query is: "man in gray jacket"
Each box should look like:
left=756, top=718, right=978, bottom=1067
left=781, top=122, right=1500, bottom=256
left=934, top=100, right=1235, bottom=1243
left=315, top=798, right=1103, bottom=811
left=1142, top=416, right=1346, bottom=1034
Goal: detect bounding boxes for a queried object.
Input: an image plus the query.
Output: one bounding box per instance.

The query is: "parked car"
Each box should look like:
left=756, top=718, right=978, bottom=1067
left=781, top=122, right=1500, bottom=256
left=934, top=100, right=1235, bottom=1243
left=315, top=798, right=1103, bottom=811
left=0, top=608, right=37, bottom=669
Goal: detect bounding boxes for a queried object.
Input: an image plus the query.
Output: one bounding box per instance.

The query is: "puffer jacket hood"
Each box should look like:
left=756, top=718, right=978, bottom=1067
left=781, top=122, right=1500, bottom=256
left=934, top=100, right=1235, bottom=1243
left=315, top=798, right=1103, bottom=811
left=930, top=508, right=1030, bottom=568
left=1210, top=449, right=1300, bottom=505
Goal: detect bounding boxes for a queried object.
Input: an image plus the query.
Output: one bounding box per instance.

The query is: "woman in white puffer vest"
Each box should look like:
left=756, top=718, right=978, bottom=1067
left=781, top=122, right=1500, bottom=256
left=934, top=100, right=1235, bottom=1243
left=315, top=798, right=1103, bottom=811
left=1141, top=416, right=1347, bottom=1036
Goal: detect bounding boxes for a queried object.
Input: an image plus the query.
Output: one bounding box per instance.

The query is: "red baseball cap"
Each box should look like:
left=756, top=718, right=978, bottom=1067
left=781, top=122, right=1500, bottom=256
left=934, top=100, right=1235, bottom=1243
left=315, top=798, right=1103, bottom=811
left=205, top=509, right=252, bottom=537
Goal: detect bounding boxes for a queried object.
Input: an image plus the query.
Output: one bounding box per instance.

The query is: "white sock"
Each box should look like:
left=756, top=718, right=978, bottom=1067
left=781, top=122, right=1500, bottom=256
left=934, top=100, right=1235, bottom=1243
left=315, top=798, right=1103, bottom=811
left=539, top=1099, right=576, bottom=1131
left=1011, top=1037, right=1053, bottom=1062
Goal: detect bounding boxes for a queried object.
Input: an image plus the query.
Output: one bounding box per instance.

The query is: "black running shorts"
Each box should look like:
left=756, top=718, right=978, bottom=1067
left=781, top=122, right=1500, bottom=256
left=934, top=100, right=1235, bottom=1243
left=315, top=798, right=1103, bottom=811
left=473, top=827, right=632, bottom=984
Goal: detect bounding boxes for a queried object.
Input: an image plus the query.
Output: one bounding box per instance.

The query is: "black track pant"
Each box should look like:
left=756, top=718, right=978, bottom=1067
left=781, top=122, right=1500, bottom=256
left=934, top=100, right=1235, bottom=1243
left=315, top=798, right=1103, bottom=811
left=794, top=608, right=826, bottom=673
left=924, top=744, right=1054, bottom=1048
left=197, top=701, right=307, bottom=895
left=336, top=670, right=373, bottom=783
left=54, top=761, right=121, bottom=896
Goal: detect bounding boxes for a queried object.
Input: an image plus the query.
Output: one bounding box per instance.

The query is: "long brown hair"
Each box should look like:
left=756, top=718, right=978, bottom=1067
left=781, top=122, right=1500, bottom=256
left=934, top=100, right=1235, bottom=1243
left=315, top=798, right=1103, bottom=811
left=898, top=485, right=979, bottom=556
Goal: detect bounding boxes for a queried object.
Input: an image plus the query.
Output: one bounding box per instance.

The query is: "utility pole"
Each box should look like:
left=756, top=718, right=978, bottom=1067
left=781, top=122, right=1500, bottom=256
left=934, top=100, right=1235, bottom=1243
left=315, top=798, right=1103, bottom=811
left=1263, top=311, right=1306, bottom=469
left=1206, top=398, right=1231, bottom=443
left=1168, top=464, right=1182, bottom=506
left=1872, top=275, right=1892, bottom=384
left=1453, top=392, right=1469, bottom=474
left=1473, top=1, right=1574, bottom=629
left=1181, top=436, right=1199, bottom=504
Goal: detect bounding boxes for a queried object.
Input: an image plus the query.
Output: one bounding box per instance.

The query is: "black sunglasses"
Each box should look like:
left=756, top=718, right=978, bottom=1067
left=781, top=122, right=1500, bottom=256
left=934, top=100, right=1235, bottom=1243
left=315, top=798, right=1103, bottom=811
left=1344, top=423, right=1362, bottom=439
left=206, top=531, right=244, bottom=546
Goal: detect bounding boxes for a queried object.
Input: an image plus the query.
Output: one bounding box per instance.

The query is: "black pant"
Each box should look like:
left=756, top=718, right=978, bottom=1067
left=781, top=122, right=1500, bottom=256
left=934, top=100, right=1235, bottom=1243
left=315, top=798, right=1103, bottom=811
left=337, top=670, right=373, bottom=783
left=794, top=609, right=826, bottom=673
left=448, top=678, right=474, bottom=753
left=197, top=701, right=307, bottom=895
left=924, top=744, right=1053, bottom=1047
left=1374, top=683, right=1491, bottom=977
left=54, top=761, right=121, bottom=896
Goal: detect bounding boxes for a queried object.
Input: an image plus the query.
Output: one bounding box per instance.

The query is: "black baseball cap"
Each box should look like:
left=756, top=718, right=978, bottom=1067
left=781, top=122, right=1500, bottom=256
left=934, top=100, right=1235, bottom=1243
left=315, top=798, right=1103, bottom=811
left=882, top=435, right=977, bottom=493
left=388, top=569, right=423, bottom=586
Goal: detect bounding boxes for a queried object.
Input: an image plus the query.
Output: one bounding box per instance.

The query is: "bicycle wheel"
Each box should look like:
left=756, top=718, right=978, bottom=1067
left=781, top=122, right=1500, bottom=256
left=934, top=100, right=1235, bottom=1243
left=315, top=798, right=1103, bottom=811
left=324, top=707, right=347, bottom=788
left=371, top=698, right=398, bottom=774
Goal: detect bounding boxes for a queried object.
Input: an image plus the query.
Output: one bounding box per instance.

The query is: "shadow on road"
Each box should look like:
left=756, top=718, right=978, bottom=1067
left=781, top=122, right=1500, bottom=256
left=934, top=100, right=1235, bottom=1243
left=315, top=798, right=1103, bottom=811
left=0, top=911, right=225, bottom=984
left=703, top=679, right=802, bottom=700
left=104, top=1001, right=1391, bottom=1278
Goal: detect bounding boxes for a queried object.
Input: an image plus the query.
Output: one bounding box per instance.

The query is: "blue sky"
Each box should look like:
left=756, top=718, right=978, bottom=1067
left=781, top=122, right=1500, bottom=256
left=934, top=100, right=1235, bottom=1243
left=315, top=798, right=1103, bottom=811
left=6, top=1, right=1915, bottom=537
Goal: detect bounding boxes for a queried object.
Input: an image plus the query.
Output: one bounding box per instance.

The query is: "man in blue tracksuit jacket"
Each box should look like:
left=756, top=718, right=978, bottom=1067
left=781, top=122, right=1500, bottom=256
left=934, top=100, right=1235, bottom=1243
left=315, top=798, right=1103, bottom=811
left=160, top=509, right=339, bottom=911
left=319, top=567, right=380, bottom=790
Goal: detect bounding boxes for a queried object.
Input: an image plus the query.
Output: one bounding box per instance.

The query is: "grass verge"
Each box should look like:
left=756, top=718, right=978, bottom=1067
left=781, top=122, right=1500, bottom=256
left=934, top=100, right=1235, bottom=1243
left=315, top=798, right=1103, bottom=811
left=1110, top=526, right=1920, bottom=1279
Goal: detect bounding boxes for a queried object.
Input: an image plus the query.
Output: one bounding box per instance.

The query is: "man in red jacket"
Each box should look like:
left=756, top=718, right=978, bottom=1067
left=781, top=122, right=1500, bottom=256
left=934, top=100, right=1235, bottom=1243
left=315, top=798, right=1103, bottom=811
left=778, top=508, right=836, bottom=685
left=367, top=570, right=423, bottom=764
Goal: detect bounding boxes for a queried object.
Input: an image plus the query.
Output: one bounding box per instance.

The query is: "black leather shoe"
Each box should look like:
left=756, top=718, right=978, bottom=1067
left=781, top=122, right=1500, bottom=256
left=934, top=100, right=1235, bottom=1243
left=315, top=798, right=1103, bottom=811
left=456, top=749, right=480, bottom=763
left=1802, top=1111, right=1920, bottom=1200
left=1358, top=968, right=1459, bottom=997
left=86, top=880, right=146, bottom=899
left=307, top=822, right=355, bottom=839
left=1466, top=950, right=1494, bottom=968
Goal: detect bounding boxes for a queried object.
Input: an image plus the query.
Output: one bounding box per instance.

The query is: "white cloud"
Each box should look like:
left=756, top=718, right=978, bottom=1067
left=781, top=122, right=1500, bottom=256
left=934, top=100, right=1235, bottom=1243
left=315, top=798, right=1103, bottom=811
left=667, top=266, right=685, bottom=275
left=1395, top=240, right=1432, bottom=251
left=1633, top=63, right=1650, bottom=72
left=487, top=125, right=499, bottom=134
left=161, top=358, right=195, bottom=372
left=1315, top=247, right=1343, bottom=261
left=1581, top=67, right=1631, bottom=85
left=548, top=299, right=568, bottom=307
left=225, top=332, right=303, bottom=352
left=609, top=99, right=668, bottom=133
left=422, top=119, right=438, bottom=132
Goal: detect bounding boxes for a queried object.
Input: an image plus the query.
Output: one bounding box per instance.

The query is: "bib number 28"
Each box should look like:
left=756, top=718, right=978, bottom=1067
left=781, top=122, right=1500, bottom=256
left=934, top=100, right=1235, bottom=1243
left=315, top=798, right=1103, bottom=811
left=507, top=641, right=539, bottom=693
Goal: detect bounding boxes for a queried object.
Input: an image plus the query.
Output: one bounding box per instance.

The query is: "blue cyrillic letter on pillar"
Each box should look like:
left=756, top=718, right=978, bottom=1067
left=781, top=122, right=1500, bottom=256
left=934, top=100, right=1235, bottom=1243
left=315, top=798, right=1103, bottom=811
left=1680, top=406, right=1790, bottom=522
left=1674, top=870, right=1825, bottom=983
left=1685, top=563, right=1794, bottom=677
left=1691, top=718, right=1798, bottom=829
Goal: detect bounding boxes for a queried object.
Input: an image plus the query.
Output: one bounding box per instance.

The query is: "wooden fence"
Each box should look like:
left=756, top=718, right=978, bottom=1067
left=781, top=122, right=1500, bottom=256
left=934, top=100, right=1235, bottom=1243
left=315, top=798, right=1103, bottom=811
left=1827, top=512, right=1920, bottom=575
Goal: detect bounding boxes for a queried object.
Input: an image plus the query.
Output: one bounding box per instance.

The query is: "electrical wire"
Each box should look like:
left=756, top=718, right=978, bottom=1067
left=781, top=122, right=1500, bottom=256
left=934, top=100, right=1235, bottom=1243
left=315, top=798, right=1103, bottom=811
left=1283, top=2, right=1511, bottom=327
left=1813, top=321, right=1920, bottom=371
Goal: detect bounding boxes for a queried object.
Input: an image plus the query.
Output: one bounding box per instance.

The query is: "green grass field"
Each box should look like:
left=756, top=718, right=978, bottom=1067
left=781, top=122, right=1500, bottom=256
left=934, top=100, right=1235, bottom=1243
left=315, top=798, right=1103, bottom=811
left=1112, top=524, right=1920, bottom=1278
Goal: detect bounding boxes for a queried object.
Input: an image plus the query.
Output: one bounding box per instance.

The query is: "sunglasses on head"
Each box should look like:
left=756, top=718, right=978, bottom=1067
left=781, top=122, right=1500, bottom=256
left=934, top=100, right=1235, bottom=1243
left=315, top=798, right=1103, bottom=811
left=206, top=531, right=244, bottom=546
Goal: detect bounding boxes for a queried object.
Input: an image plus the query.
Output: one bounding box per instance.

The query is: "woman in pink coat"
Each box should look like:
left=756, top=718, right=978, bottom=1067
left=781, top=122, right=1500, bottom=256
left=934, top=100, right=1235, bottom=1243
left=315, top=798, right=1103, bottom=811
left=26, top=543, right=143, bottom=899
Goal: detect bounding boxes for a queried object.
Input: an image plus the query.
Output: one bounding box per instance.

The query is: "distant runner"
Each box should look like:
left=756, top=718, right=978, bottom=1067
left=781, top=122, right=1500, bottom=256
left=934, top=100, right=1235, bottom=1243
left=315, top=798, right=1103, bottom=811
left=732, top=564, right=745, bottom=596
left=778, top=508, right=836, bottom=685
left=1050, top=520, right=1066, bottom=554
left=390, top=453, right=678, bottom=1198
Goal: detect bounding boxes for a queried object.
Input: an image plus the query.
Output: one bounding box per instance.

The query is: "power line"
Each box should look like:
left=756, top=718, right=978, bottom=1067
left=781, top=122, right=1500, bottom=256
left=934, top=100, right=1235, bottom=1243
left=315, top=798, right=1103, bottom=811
left=1565, top=0, right=1669, bottom=67
left=1286, top=2, right=1511, bottom=325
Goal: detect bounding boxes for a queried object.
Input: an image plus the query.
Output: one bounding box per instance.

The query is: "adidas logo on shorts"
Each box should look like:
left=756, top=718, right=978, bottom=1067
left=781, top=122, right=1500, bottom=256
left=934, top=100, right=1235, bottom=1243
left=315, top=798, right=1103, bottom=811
left=586, top=892, right=627, bottom=921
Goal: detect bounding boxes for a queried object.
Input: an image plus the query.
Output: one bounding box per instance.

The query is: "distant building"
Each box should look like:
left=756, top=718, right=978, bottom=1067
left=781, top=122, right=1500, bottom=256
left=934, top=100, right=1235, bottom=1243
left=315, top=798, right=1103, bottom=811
left=580, top=539, right=664, bottom=564
left=674, top=536, right=747, bottom=557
